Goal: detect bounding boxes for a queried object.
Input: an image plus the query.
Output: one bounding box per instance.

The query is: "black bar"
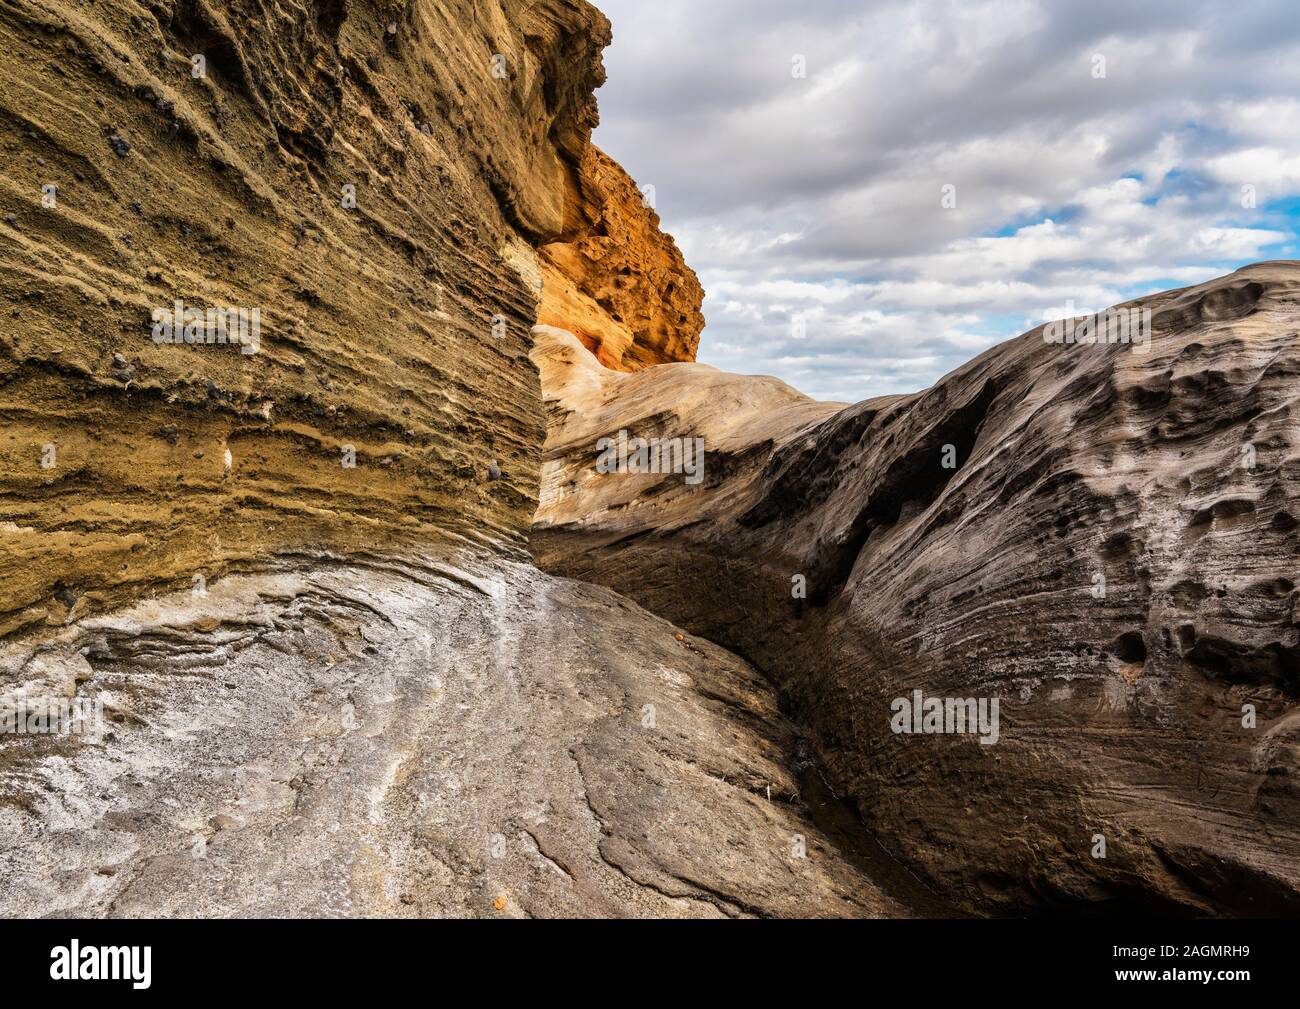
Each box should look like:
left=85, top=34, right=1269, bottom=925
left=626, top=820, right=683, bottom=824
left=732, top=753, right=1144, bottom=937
left=0, top=918, right=1286, bottom=994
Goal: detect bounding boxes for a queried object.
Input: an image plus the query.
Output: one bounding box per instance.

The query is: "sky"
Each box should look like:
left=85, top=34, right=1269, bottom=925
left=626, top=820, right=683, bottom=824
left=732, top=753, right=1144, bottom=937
left=591, top=0, right=1300, bottom=402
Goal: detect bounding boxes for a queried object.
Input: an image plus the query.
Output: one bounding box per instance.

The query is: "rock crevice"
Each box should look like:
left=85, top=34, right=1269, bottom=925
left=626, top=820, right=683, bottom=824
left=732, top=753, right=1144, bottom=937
left=531, top=263, right=1300, bottom=916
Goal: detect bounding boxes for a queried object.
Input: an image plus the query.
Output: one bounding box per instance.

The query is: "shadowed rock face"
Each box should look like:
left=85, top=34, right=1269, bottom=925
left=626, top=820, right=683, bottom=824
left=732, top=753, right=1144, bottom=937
left=532, top=262, right=1300, bottom=916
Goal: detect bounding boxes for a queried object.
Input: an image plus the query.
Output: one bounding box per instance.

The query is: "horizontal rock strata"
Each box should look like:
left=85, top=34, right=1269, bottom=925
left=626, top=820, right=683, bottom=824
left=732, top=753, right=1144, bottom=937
left=0, top=0, right=617, bottom=633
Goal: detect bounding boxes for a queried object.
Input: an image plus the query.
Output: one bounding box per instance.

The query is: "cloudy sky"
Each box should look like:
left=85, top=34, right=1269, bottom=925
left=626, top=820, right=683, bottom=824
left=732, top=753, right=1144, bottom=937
left=591, top=0, right=1300, bottom=401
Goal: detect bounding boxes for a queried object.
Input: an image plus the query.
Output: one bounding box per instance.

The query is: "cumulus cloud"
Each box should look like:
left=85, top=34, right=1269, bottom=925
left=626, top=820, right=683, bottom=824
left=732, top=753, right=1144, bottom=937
left=593, top=0, right=1300, bottom=400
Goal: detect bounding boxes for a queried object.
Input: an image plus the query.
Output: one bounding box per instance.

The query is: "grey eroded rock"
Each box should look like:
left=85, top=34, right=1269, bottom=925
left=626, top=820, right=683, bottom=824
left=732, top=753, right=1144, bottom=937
left=0, top=549, right=909, bottom=918
left=531, top=263, right=1300, bottom=916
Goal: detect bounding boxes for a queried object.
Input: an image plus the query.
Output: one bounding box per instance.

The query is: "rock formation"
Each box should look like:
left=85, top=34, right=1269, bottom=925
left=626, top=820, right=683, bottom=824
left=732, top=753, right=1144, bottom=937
left=533, top=263, right=1300, bottom=916
left=537, top=146, right=704, bottom=371
left=0, top=0, right=886, bottom=918
left=7, top=0, right=1295, bottom=921
left=0, top=550, right=915, bottom=917
left=0, top=0, right=609, bottom=631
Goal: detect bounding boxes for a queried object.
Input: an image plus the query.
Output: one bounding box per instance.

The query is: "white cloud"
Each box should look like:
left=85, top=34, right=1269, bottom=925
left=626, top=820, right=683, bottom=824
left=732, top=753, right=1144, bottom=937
left=594, top=0, right=1300, bottom=400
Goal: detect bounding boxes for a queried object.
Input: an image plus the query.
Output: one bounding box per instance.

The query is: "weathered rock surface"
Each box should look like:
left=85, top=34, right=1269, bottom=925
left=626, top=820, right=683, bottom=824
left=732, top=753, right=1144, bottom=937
left=0, top=547, right=910, bottom=918
left=530, top=324, right=841, bottom=529
left=538, top=147, right=704, bottom=371
left=532, top=262, right=1300, bottom=916
left=0, top=0, right=618, bottom=633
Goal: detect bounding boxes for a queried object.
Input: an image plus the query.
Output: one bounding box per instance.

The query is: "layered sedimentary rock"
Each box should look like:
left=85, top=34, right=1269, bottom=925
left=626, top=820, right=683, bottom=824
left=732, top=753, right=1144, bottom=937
left=13, top=0, right=1293, bottom=922
left=538, top=146, right=704, bottom=371
left=0, top=0, right=618, bottom=634
left=532, top=262, right=1300, bottom=916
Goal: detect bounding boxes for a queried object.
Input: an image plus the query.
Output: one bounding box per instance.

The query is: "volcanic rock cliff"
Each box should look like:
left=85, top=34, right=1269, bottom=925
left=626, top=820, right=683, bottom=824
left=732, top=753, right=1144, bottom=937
left=532, top=263, right=1300, bottom=916
left=0, top=0, right=700, bottom=637
left=0, top=1, right=886, bottom=918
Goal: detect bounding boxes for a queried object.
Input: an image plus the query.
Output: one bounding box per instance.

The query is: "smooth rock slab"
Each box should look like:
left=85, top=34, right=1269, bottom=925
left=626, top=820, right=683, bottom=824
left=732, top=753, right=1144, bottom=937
left=0, top=551, right=906, bottom=918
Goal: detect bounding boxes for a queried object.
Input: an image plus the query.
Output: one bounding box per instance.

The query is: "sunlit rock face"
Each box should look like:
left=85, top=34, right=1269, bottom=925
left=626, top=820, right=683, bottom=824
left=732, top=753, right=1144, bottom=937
left=533, top=263, right=1300, bottom=916
left=0, top=547, right=912, bottom=918
left=538, top=146, right=704, bottom=372
left=0, top=0, right=621, bottom=633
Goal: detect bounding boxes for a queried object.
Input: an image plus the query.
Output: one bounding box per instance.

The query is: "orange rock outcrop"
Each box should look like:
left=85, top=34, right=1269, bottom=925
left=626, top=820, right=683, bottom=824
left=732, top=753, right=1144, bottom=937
left=538, top=146, right=704, bottom=371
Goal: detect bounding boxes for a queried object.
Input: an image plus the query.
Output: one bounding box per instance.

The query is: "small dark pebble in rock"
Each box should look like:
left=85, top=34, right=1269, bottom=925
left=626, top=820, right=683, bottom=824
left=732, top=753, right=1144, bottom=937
left=487, top=460, right=501, bottom=481
left=109, top=134, right=131, bottom=157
